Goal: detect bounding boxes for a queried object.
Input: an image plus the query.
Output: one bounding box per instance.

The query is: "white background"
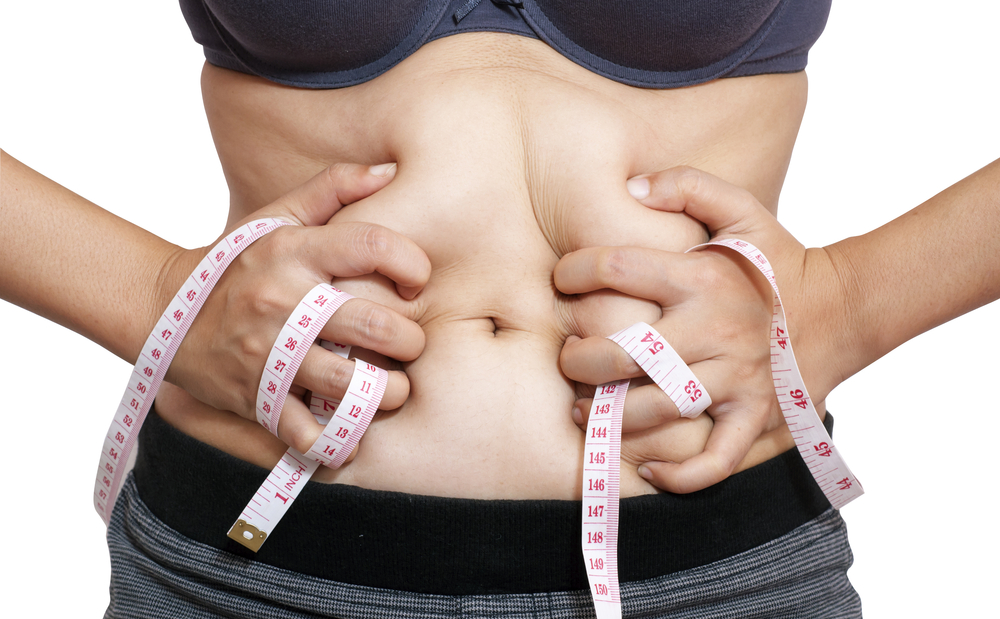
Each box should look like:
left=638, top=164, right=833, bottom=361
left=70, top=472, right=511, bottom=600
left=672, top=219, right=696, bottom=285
left=1, top=2, right=997, bottom=616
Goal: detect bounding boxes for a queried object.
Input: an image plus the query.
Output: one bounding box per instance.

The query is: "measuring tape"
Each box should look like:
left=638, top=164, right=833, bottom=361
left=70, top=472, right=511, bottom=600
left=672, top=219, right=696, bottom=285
left=91, top=216, right=389, bottom=546
left=227, top=354, right=386, bottom=550
left=582, top=322, right=711, bottom=618
left=96, top=221, right=859, bottom=613
left=228, top=284, right=387, bottom=551
left=700, top=239, right=862, bottom=508
left=93, top=218, right=289, bottom=524
left=582, top=238, right=863, bottom=619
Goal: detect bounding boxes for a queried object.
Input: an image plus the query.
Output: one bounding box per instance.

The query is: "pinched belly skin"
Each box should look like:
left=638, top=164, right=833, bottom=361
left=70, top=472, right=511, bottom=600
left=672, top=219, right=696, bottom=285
left=156, top=33, right=806, bottom=499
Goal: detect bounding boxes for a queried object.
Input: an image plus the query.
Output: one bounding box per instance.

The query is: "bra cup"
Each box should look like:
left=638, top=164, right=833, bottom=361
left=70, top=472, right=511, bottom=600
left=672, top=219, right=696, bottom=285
left=520, top=0, right=826, bottom=87
left=202, top=0, right=433, bottom=72
left=534, top=0, right=781, bottom=72
left=179, top=0, right=830, bottom=89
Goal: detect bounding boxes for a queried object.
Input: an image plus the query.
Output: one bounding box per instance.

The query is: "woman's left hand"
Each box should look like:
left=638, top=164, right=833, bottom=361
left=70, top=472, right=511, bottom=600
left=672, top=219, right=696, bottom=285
left=557, top=166, right=842, bottom=493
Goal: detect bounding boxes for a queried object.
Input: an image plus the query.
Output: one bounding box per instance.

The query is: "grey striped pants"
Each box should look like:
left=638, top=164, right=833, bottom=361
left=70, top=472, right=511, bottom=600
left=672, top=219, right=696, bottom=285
left=106, top=475, right=862, bottom=618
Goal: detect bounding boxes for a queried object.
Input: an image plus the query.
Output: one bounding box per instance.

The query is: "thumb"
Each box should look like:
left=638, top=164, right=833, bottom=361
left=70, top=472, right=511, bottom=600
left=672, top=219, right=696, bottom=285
left=626, top=166, right=770, bottom=236
left=259, top=162, right=398, bottom=227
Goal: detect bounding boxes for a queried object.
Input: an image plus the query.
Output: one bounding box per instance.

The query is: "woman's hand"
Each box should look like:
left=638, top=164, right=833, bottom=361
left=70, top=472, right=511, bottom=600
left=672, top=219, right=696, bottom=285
left=162, top=162, right=432, bottom=454
left=557, top=166, right=841, bottom=493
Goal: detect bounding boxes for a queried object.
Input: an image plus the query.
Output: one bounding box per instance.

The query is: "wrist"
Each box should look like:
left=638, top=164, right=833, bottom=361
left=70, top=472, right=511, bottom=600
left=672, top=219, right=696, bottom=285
left=782, top=246, right=861, bottom=402
left=135, top=244, right=206, bottom=363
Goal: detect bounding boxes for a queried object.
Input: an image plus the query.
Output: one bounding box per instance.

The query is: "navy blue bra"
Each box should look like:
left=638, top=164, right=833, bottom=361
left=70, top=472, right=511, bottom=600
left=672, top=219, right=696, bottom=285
left=179, top=0, right=830, bottom=89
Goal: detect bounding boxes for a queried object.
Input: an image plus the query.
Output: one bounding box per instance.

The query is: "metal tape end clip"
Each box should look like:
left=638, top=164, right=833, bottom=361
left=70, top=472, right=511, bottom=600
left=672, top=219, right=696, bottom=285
left=227, top=519, right=267, bottom=552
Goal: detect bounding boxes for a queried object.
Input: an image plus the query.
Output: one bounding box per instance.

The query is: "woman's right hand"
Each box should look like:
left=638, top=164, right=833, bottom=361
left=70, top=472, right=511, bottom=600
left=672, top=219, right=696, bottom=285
left=161, top=162, right=431, bottom=454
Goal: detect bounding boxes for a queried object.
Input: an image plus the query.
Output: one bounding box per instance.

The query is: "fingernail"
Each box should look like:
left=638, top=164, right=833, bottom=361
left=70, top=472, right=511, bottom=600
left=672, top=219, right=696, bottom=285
left=396, top=284, right=421, bottom=300
left=626, top=177, right=650, bottom=200
left=369, top=163, right=397, bottom=177
left=572, top=407, right=583, bottom=425
left=637, top=465, right=653, bottom=480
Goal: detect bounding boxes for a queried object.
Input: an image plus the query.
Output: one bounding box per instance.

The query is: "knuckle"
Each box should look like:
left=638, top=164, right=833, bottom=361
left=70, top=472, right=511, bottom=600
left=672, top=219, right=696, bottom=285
left=319, top=358, right=354, bottom=397
left=265, top=225, right=299, bottom=256
left=245, top=282, right=287, bottom=321
left=348, top=224, right=396, bottom=269
left=673, top=166, right=704, bottom=197
left=705, top=456, right=735, bottom=483
left=324, top=162, right=352, bottom=187
left=689, top=257, right=728, bottom=290
left=237, top=334, right=269, bottom=365
left=610, top=349, right=637, bottom=376
left=236, top=226, right=285, bottom=269
left=359, top=223, right=393, bottom=257
left=289, top=427, right=315, bottom=454
left=594, top=248, right=632, bottom=285
left=353, top=303, right=397, bottom=345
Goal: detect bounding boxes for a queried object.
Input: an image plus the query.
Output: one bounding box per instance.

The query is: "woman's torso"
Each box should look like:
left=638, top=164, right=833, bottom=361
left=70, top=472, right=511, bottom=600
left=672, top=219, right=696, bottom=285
left=156, top=31, right=808, bottom=500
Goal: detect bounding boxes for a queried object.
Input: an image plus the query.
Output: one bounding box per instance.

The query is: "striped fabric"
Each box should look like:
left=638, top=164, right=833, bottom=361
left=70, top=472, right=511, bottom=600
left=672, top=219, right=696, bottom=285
left=106, top=475, right=861, bottom=619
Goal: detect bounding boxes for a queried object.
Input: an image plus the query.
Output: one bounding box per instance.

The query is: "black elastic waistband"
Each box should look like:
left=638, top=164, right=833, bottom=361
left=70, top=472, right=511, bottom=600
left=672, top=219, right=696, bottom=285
left=134, top=409, right=832, bottom=595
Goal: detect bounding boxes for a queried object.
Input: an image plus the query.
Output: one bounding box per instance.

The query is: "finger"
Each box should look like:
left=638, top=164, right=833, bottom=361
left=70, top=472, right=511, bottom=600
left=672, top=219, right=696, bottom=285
left=272, top=396, right=358, bottom=463
left=561, top=328, right=715, bottom=387
left=573, top=383, right=682, bottom=432
left=275, top=395, right=326, bottom=454
left=555, top=246, right=705, bottom=303
left=308, top=222, right=431, bottom=300
left=560, top=335, right=646, bottom=384
left=318, top=298, right=425, bottom=362
left=294, top=345, right=411, bottom=411
left=637, top=414, right=760, bottom=493
left=257, top=162, right=398, bottom=227
left=626, top=166, right=772, bottom=236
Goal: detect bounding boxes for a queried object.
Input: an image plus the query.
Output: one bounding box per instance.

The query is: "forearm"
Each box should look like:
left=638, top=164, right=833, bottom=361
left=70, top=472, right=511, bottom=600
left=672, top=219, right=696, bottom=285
left=819, top=158, right=1000, bottom=391
left=0, top=149, right=199, bottom=362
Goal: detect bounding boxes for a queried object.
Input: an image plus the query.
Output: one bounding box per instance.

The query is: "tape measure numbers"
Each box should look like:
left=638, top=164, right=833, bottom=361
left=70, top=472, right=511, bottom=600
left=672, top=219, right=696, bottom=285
left=94, top=218, right=289, bottom=524
left=228, top=283, right=388, bottom=550
left=581, top=239, right=862, bottom=619
left=97, top=224, right=860, bottom=617
left=94, top=220, right=389, bottom=554
left=582, top=323, right=711, bottom=618
left=229, top=339, right=388, bottom=551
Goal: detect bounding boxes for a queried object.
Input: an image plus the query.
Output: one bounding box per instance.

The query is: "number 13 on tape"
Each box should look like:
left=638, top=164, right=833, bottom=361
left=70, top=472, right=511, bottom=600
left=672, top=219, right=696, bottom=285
left=94, top=219, right=288, bottom=524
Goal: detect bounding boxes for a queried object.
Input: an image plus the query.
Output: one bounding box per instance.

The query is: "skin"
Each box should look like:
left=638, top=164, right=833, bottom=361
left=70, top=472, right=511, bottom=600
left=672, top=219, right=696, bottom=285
left=153, top=32, right=809, bottom=499
left=4, top=4, right=999, bottom=617
left=558, top=162, right=1000, bottom=491
left=6, top=30, right=995, bottom=508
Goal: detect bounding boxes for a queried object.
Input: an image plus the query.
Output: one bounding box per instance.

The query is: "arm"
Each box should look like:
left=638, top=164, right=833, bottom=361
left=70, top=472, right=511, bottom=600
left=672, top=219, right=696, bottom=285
left=1, top=150, right=431, bottom=452
left=557, top=160, right=1000, bottom=492
left=630, top=160, right=1000, bottom=402
left=813, top=159, right=1000, bottom=396
left=1, top=149, right=187, bottom=363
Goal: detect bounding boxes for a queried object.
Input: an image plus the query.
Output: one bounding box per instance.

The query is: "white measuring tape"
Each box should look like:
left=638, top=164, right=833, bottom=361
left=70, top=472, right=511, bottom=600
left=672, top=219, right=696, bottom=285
left=582, top=238, right=863, bottom=619
left=228, top=283, right=387, bottom=550
left=583, top=323, right=711, bottom=618
left=94, top=218, right=289, bottom=524
left=94, top=219, right=388, bottom=552
left=228, top=354, right=386, bottom=550
left=96, top=222, right=859, bottom=614
left=702, top=239, right=862, bottom=508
